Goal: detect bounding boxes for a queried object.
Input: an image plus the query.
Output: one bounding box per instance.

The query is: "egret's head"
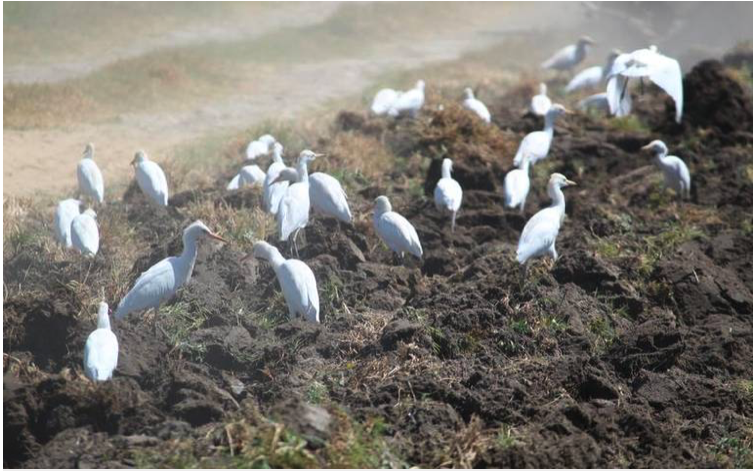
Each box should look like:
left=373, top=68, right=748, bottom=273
left=97, top=302, right=111, bottom=329
left=244, top=240, right=280, bottom=263
left=549, top=173, right=577, bottom=188
left=184, top=220, right=227, bottom=244
left=648, top=45, right=658, bottom=53
left=272, top=142, right=284, bottom=155
left=298, top=150, right=323, bottom=165
left=83, top=142, right=95, bottom=157
left=539, top=83, right=548, bottom=95
left=374, top=195, right=392, bottom=215
left=259, top=134, right=276, bottom=145
left=464, top=87, right=474, bottom=99
left=416, top=80, right=425, bottom=90
left=608, top=49, right=622, bottom=61
left=578, top=36, right=595, bottom=46
left=83, top=208, right=97, bottom=219
left=547, top=104, right=572, bottom=118
left=131, top=150, right=147, bottom=166
left=641, top=140, right=668, bottom=155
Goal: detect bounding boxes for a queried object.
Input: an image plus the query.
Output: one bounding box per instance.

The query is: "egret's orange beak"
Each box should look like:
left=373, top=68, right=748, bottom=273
left=565, top=179, right=577, bottom=186
left=641, top=143, right=654, bottom=151
left=208, top=232, right=228, bottom=243
left=563, top=108, right=574, bottom=114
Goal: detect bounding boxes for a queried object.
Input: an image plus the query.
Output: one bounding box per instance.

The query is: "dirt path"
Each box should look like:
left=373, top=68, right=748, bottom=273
left=4, top=3, right=553, bottom=199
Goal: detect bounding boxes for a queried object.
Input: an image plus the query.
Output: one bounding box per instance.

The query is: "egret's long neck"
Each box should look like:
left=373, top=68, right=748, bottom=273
left=547, top=183, right=566, bottom=212
left=441, top=163, right=452, bottom=179
left=544, top=113, right=557, bottom=135
left=266, top=249, right=286, bottom=272
left=297, top=161, right=309, bottom=184
left=97, top=310, right=110, bottom=329
left=179, top=234, right=200, bottom=283
left=654, top=149, right=669, bottom=166
left=520, top=158, right=531, bottom=174
left=272, top=149, right=283, bottom=164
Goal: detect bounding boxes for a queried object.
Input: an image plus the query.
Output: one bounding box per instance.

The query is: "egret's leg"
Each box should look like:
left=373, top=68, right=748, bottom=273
left=293, top=231, right=300, bottom=259
left=451, top=211, right=457, bottom=233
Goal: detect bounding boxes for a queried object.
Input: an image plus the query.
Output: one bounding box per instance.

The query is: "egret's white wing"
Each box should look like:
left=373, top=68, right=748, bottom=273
left=514, top=131, right=551, bottom=165
left=565, top=65, right=603, bottom=93
left=646, top=56, right=683, bottom=123
left=71, top=214, right=99, bottom=256
left=246, top=140, right=270, bottom=160
left=606, top=75, right=632, bottom=117
left=84, top=329, right=118, bottom=381
left=54, top=199, right=81, bottom=247
left=136, top=161, right=169, bottom=206
left=77, top=159, right=105, bottom=203
left=464, top=98, right=491, bottom=123
left=280, top=260, right=320, bottom=323
left=377, top=212, right=423, bottom=258
left=371, top=88, right=399, bottom=115
left=278, top=183, right=310, bottom=241
left=517, top=207, right=560, bottom=263
left=115, top=258, right=177, bottom=319
left=504, top=169, right=529, bottom=208
left=239, top=165, right=266, bottom=187
left=389, top=89, right=424, bottom=116
left=309, top=173, right=352, bottom=223
left=227, top=174, right=241, bottom=190
left=434, top=178, right=462, bottom=212
left=264, top=162, right=286, bottom=211
left=541, top=44, right=576, bottom=70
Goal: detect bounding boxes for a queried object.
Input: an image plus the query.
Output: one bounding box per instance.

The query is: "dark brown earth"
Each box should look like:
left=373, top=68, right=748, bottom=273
left=4, top=60, right=753, bottom=468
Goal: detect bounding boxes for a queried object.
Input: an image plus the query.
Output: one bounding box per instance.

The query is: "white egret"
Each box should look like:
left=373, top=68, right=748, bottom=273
left=530, top=83, right=552, bottom=116
left=641, top=140, right=691, bottom=198
left=578, top=92, right=610, bottom=113
left=84, top=302, right=118, bottom=382
left=246, top=134, right=277, bottom=161
left=276, top=150, right=320, bottom=256
left=309, top=173, right=353, bottom=223
left=565, top=50, right=621, bottom=93
left=227, top=165, right=266, bottom=190
left=503, top=154, right=532, bottom=213
left=607, top=47, right=683, bottom=123
left=264, top=143, right=291, bottom=215
left=77, top=143, right=105, bottom=204
left=371, top=88, right=400, bottom=115
left=115, top=221, right=227, bottom=320
left=541, top=36, right=595, bottom=72
left=433, top=158, right=463, bottom=231
left=513, top=104, right=571, bottom=166
left=373, top=196, right=422, bottom=260
left=388, top=80, right=425, bottom=118
left=71, top=209, right=99, bottom=257
left=54, top=198, right=82, bottom=248
left=462, top=88, right=491, bottom=123
left=244, top=241, right=319, bottom=323
left=516, top=173, right=576, bottom=268
left=132, top=151, right=169, bottom=207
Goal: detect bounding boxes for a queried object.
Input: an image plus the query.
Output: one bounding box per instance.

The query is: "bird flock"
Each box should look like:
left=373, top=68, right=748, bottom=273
left=53, top=37, right=691, bottom=383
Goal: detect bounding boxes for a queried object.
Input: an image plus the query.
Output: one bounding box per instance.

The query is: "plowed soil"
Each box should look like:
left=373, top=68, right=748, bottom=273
left=4, top=60, right=753, bottom=468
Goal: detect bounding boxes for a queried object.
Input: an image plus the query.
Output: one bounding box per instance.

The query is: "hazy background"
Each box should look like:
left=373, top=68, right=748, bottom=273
left=4, top=2, right=752, bottom=197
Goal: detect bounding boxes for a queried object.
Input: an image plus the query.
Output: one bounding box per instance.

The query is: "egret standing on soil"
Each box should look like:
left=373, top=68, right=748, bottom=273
left=641, top=140, right=691, bottom=199
left=84, top=302, right=118, bottom=382
left=71, top=209, right=99, bottom=257
left=434, top=158, right=463, bottom=231
left=462, top=87, right=491, bottom=123
left=373, top=195, right=423, bottom=260
left=541, top=36, right=595, bottom=73
left=276, top=150, right=320, bottom=256
left=513, top=104, right=571, bottom=166
left=607, top=47, right=683, bottom=123
left=504, top=154, right=532, bottom=213
left=132, top=151, right=169, bottom=207
left=388, top=80, right=425, bottom=118
left=371, top=88, right=400, bottom=115
left=246, top=134, right=277, bottom=160
left=530, top=83, right=552, bottom=116
left=244, top=241, right=320, bottom=323
left=565, top=49, right=621, bottom=93
left=77, top=143, right=105, bottom=204
left=517, top=173, right=576, bottom=270
left=115, top=221, right=226, bottom=321
left=227, top=164, right=266, bottom=190
left=54, top=198, right=82, bottom=248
